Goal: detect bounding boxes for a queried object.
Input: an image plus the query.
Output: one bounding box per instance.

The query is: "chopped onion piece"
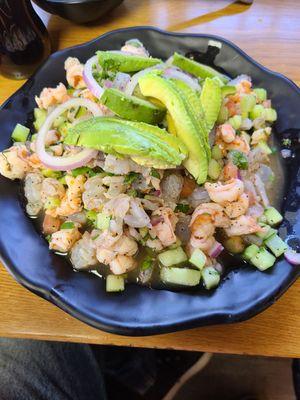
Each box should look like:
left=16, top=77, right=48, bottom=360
left=163, top=67, right=201, bottom=91
left=125, top=64, right=165, bottom=96
left=36, top=98, right=102, bottom=171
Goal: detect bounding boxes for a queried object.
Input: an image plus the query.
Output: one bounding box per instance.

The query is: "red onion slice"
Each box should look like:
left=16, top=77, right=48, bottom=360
left=284, top=249, right=300, bottom=265
left=208, top=241, right=224, bottom=258
left=83, top=55, right=104, bottom=99
left=163, top=67, right=201, bottom=91
left=36, top=98, right=102, bottom=171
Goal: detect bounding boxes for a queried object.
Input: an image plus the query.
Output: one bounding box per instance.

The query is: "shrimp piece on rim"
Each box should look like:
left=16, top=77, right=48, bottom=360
left=205, top=179, right=244, bottom=205
left=109, top=255, right=137, bottom=275
left=0, top=145, right=30, bottom=180
left=49, top=227, right=81, bottom=253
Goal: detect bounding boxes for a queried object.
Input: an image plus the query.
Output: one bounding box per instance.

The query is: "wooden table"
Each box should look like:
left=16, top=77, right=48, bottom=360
left=0, top=0, right=299, bottom=358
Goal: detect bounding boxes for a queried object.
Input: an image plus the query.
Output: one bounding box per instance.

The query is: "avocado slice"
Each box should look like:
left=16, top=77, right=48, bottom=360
left=64, top=117, right=186, bottom=168
left=200, top=78, right=222, bottom=131
left=169, top=78, right=211, bottom=160
left=138, top=73, right=208, bottom=184
left=172, top=52, right=229, bottom=83
left=97, top=51, right=162, bottom=73
left=100, top=88, right=166, bottom=124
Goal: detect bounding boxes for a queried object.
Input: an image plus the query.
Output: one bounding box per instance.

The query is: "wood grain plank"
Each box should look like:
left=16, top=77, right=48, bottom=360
left=0, top=0, right=299, bottom=356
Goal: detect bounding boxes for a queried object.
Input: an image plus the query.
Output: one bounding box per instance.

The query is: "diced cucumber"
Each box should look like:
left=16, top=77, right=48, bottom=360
left=240, top=94, right=256, bottom=118
left=31, top=133, right=38, bottom=142
left=221, top=85, right=237, bottom=97
left=243, top=244, right=259, bottom=261
left=86, top=210, right=97, bottom=224
left=257, top=141, right=272, bottom=155
left=249, top=104, right=265, bottom=120
left=139, top=227, right=149, bottom=238
left=253, top=88, right=267, bottom=102
left=33, top=108, right=47, bottom=131
left=53, top=115, right=66, bottom=129
left=41, top=169, right=62, bottom=179
left=264, top=234, right=287, bottom=257
left=44, top=197, right=60, bottom=210
left=264, top=108, right=277, bottom=122
left=168, top=238, right=182, bottom=249
left=256, top=223, right=277, bottom=240
left=158, top=247, right=187, bottom=267
left=208, top=158, right=221, bottom=180
left=96, top=213, right=110, bottom=230
left=251, top=247, right=276, bottom=271
left=264, top=207, right=283, bottom=226
left=60, top=221, right=75, bottom=229
left=11, top=123, right=30, bottom=142
left=202, top=266, right=220, bottom=289
left=160, top=267, right=201, bottom=286
left=228, top=115, right=242, bottom=130
left=224, top=236, right=245, bottom=254
left=189, top=248, right=206, bottom=270
left=106, top=275, right=125, bottom=292
left=211, top=145, right=223, bottom=160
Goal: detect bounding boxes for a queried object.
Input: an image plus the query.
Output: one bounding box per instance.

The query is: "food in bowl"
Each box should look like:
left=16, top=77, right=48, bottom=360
left=0, top=38, right=295, bottom=293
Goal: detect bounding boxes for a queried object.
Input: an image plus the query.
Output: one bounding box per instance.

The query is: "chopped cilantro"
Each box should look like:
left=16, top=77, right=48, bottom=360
left=124, top=172, right=139, bottom=185
left=229, top=150, right=248, bottom=170
left=175, top=204, right=190, bottom=213
left=141, top=255, right=154, bottom=271
left=150, top=169, right=160, bottom=179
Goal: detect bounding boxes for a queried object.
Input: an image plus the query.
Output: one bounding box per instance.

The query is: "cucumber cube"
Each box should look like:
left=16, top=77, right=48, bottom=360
left=228, top=115, right=242, bottom=130
left=106, top=275, right=125, bottom=292
left=243, top=244, right=259, bottom=262
left=251, top=247, right=276, bottom=271
left=189, top=249, right=207, bottom=270
left=257, top=141, right=272, bottom=155
left=264, top=207, right=283, bottom=226
left=249, top=104, right=265, bottom=120
left=208, top=159, right=221, bottom=180
left=264, top=234, right=288, bottom=257
left=160, top=267, right=201, bottom=286
left=202, top=266, right=220, bottom=289
left=96, top=213, right=110, bottom=230
left=158, top=247, right=188, bottom=267
left=265, top=108, right=277, bottom=122
left=253, top=88, right=267, bottom=102
left=212, top=145, right=223, bottom=160
left=256, top=224, right=277, bottom=240
left=11, top=123, right=30, bottom=142
left=240, top=94, right=256, bottom=118
left=33, top=108, right=47, bottom=131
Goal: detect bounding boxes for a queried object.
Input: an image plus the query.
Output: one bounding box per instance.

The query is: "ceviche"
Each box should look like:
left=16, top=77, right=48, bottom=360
left=0, top=39, right=296, bottom=293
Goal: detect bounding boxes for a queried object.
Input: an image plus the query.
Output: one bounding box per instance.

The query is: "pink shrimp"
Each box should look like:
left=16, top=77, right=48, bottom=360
left=205, top=179, right=244, bottom=205
left=49, top=227, right=81, bottom=253
left=0, top=145, right=30, bottom=180
left=151, top=207, right=178, bottom=247
left=226, top=136, right=250, bottom=154
left=221, top=161, right=239, bottom=181
left=64, top=57, right=86, bottom=89
left=35, top=83, right=69, bottom=110
left=225, top=215, right=263, bottom=237
left=218, top=123, right=236, bottom=143
left=223, top=193, right=249, bottom=219
left=54, top=175, right=85, bottom=217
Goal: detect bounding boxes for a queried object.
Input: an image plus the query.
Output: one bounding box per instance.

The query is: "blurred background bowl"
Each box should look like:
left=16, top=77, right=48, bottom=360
left=32, top=0, right=124, bottom=24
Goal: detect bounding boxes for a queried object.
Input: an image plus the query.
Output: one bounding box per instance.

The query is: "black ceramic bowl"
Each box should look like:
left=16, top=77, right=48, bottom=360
left=33, top=0, right=124, bottom=24
left=0, top=27, right=299, bottom=336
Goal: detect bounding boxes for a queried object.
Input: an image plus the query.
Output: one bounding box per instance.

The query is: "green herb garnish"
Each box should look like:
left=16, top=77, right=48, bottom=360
left=124, top=172, right=139, bottom=185
left=229, top=150, right=248, bottom=170
left=175, top=203, right=190, bottom=213
left=150, top=169, right=160, bottom=179
left=141, top=255, right=154, bottom=271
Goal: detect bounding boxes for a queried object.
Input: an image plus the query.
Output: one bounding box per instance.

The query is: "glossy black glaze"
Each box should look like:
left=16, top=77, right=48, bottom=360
left=32, top=0, right=124, bottom=24
left=0, top=27, right=299, bottom=336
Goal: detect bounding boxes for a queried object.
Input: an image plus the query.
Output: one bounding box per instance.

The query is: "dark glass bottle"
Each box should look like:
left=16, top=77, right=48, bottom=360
left=0, top=0, right=51, bottom=79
